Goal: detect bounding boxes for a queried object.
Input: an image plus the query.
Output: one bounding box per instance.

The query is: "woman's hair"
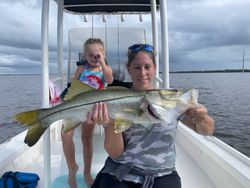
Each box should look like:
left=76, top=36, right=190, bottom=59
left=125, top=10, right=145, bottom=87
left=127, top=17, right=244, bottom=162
left=83, top=38, right=105, bottom=52
left=127, top=44, right=155, bottom=65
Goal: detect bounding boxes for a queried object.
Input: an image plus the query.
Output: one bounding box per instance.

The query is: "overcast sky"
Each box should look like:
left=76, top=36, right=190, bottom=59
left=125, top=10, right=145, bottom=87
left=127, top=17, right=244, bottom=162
left=0, top=0, right=250, bottom=74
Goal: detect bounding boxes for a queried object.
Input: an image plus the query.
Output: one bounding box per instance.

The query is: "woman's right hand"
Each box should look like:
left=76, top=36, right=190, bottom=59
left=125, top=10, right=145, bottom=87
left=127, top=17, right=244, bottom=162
left=86, top=102, right=124, bottom=159
left=86, top=102, right=111, bottom=125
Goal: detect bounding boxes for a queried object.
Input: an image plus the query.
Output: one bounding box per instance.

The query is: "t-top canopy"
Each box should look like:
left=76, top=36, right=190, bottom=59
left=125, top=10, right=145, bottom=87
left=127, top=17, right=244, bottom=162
left=56, top=0, right=159, bottom=14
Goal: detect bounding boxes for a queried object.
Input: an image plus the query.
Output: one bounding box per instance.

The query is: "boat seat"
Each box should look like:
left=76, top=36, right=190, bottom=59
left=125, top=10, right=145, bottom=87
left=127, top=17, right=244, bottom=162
left=108, top=79, right=132, bottom=88
left=50, top=174, right=96, bottom=188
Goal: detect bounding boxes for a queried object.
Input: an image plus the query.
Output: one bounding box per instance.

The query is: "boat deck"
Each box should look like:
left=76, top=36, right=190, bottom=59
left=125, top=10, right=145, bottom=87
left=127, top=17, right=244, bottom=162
left=1, top=123, right=249, bottom=188
left=50, top=131, right=107, bottom=188
left=48, top=126, right=215, bottom=188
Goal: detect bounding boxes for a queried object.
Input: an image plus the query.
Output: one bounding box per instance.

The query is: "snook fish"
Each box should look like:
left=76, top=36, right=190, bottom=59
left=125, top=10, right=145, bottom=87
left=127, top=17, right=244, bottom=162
left=14, top=80, right=199, bottom=147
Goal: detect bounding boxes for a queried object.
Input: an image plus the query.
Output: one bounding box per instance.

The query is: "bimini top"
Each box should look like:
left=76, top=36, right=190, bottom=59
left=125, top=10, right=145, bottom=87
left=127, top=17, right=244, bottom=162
left=56, top=0, right=160, bottom=14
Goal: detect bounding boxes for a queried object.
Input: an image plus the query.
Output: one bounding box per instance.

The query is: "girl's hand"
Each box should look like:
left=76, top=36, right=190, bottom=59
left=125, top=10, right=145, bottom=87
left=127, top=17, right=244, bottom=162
left=94, top=52, right=106, bottom=68
left=93, top=52, right=113, bottom=84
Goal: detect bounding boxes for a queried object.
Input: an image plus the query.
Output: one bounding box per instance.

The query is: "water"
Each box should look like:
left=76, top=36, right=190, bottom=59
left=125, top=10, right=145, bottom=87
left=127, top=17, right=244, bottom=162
left=170, top=73, right=250, bottom=157
left=0, top=73, right=250, bottom=158
left=0, top=75, right=41, bottom=142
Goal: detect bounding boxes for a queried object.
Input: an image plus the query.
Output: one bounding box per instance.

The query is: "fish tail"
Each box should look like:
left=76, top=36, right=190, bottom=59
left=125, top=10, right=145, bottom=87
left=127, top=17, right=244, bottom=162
left=14, top=110, right=40, bottom=126
left=24, top=123, right=47, bottom=147
left=14, top=110, right=48, bottom=147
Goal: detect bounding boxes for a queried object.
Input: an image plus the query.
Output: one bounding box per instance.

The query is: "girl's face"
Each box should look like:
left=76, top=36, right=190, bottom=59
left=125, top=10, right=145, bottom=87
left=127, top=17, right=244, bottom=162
left=127, top=51, right=156, bottom=90
left=85, top=44, right=104, bottom=67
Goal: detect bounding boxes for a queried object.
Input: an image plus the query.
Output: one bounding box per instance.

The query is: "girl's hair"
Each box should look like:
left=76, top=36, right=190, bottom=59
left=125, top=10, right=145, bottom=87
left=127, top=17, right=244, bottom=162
left=127, top=44, right=155, bottom=65
left=83, top=38, right=105, bottom=52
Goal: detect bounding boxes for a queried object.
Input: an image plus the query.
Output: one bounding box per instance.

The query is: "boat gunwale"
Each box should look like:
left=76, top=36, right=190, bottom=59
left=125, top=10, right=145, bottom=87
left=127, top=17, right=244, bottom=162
left=177, top=122, right=250, bottom=187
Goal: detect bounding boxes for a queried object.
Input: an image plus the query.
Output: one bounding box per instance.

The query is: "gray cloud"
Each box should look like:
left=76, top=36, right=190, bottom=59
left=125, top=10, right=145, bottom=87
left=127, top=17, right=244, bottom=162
left=167, top=0, right=250, bottom=70
left=0, top=0, right=250, bottom=74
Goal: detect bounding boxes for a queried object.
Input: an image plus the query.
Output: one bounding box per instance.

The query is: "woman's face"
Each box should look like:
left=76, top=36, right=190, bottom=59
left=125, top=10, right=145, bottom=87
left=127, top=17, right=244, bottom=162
left=127, top=51, right=156, bottom=90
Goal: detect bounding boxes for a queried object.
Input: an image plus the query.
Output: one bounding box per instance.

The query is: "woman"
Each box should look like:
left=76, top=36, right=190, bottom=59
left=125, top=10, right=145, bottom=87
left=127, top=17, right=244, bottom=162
left=87, top=44, right=214, bottom=188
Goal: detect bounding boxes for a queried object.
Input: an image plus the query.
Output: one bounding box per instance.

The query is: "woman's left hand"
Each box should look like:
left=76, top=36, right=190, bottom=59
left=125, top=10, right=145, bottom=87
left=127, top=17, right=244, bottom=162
left=184, top=104, right=214, bottom=135
left=185, top=104, right=208, bottom=121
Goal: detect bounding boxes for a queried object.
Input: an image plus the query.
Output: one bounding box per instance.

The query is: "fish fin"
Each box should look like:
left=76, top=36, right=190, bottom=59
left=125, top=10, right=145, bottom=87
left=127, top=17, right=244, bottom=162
left=24, top=123, right=47, bottom=147
left=64, top=79, right=95, bottom=100
left=14, top=110, right=39, bottom=126
left=114, top=118, right=132, bottom=133
left=189, top=89, right=199, bottom=107
left=62, top=119, right=81, bottom=133
left=179, top=89, right=199, bottom=107
left=120, top=108, right=143, bottom=116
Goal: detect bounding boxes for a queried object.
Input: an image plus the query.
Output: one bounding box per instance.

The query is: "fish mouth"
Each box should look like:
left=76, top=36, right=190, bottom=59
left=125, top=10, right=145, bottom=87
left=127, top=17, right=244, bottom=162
left=147, top=105, right=160, bottom=120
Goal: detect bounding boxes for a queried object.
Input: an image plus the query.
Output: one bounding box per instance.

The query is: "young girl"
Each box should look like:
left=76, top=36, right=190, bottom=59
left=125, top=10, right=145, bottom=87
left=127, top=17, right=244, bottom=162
left=61, top=38, right=113, bottom=188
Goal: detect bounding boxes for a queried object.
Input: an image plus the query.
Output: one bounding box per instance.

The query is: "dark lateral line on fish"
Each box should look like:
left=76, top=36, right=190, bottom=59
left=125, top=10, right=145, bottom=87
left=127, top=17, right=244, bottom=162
left=32, top=94, right=145, bottom=125
left=62, top=94, right=145, bottom=111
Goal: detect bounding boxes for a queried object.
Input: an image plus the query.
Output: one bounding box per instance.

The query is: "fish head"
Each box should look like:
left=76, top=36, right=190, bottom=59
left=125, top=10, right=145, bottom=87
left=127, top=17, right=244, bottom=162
left=145, top=89, right=183, bottom=108
left=138, top=89, right=180, bottom=122
left=145, top=88, right=199, bottom=109
left=142, top=89, right=199, bottom=123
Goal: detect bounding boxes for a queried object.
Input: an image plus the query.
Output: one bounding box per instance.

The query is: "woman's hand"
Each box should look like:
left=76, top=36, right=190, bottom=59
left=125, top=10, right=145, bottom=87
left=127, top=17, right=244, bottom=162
left=186, top=104, right=207, bottom=121
left=184, top=104, right=214, bottom=135
left=86, top=102, right=110, bottom=125
left=86, top=102, right=124, bottom=159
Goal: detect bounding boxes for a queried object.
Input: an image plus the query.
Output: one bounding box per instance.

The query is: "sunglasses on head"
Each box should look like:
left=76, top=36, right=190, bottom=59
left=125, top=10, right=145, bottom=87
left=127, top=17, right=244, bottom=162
left=128, top=44, right=154, bottom=53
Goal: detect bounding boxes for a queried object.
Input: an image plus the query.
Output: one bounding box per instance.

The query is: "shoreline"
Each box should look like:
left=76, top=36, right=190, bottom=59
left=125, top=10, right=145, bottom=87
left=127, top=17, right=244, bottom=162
left=1, top=69, right=250, bottom=75
left=170, top=69, right=250, bottom=74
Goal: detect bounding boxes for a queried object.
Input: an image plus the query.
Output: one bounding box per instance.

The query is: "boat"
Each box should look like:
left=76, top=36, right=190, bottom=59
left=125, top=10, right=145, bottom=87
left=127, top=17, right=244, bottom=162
left=0, top=1, right=249, bottom=188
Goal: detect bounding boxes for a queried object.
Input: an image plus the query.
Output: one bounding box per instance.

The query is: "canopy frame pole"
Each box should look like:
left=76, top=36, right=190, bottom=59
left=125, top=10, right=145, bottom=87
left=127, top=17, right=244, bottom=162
left=159, top=0, right=170, bottom=88
left=57, top=0, right=64, bottom=89
left=150, top=0, right=161, bottom=87
left=41, top=0, right=51, bottom=187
